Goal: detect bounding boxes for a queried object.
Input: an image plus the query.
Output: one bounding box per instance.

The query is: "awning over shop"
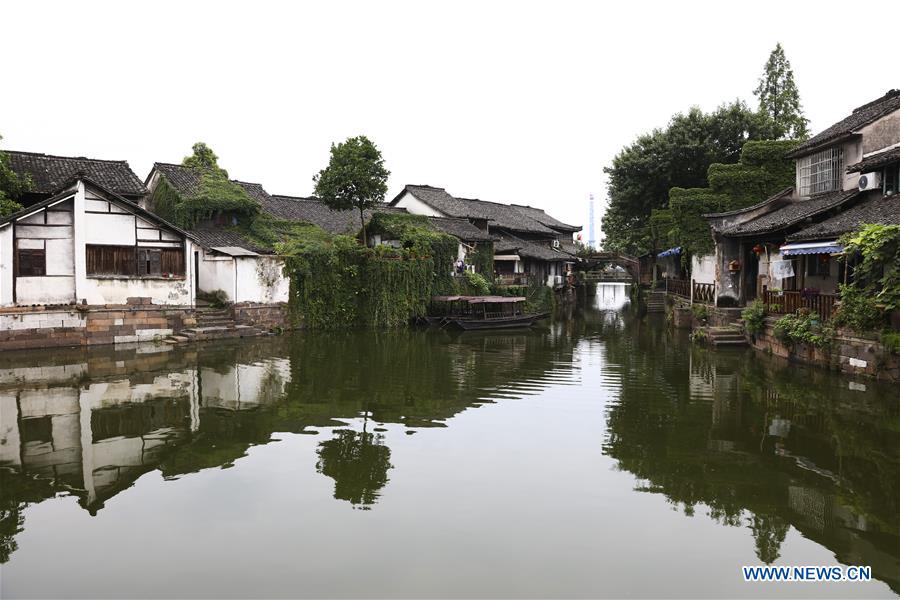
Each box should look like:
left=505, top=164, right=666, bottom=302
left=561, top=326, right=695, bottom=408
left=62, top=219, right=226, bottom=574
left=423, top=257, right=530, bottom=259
left=657, top=246, right=681, bottom=258
left=780, top=241, right=843, bottom=256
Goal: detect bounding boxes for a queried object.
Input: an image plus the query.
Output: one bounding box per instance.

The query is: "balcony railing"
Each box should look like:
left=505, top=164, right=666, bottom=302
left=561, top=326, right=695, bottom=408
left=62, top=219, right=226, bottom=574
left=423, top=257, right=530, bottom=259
left=762, top=287, right=839, bottom=322
left=665, top=278, right=689, bottom=299
left=496, top=274, right=528, bottom=286
left=692, top=281, right=715, bottom=305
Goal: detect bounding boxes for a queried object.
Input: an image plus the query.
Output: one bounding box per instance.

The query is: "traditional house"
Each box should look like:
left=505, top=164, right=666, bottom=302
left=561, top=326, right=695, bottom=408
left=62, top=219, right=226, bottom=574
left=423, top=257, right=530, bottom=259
left=1, top=153, right=195, bottom=307
left=144, top=163, right=291, bottom=306
left=705, top=90, right=900, bottom=310
left=390, top=184, right=580, bottom=286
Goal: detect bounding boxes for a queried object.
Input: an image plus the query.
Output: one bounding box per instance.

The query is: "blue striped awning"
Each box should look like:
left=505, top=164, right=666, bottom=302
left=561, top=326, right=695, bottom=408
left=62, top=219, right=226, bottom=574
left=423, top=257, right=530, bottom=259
left=780, top=241, right=843, bottom=256
left=657, top=246, right=682, bottom=258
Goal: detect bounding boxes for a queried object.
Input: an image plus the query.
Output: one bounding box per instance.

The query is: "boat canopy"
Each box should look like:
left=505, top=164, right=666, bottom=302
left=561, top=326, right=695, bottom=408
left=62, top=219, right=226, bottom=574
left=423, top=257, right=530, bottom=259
left=431, top=295, right=526, bottom=303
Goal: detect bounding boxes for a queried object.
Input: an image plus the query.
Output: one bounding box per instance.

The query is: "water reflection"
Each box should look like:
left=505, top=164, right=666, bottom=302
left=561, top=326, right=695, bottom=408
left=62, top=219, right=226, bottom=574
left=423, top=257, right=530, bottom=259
left=1, top=286, right=899, bottom=596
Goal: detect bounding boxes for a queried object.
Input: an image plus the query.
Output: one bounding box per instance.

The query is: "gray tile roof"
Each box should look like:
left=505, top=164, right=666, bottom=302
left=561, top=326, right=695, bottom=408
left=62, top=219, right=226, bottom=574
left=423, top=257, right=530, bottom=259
left=493, top=233, right=568, bottom=261
left=510, top=204, right=581, bottom=232
left=394, top=184, right=558, bottom=235
left=427, top=217, right=493, bottom=242
left=722, top=189, right=860, bottom=236
left=6, top=150, right=147, bottom=197
left=787, top=192, right=900, bottom=241
left=191, top=227, right=273, bottom=254
left=787, top=90, right=900, bottom=158
left=269, top=194, right=407, bottom=235
left=846, top=146, right=900, bottom=173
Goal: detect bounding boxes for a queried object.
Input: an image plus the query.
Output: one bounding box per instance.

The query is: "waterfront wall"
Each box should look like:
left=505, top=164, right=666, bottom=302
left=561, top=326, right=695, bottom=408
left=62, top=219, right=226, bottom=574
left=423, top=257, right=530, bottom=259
left=751, top=317, right=900, bottom=383
left=232, top=302, right=289, bottom=330
left=0, top=298, right=195, bottom=351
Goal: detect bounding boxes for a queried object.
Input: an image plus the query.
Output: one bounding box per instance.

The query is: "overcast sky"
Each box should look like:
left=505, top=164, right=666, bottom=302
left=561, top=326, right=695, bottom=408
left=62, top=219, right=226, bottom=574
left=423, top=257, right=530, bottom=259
left=2, top=0, right=897, bottom=241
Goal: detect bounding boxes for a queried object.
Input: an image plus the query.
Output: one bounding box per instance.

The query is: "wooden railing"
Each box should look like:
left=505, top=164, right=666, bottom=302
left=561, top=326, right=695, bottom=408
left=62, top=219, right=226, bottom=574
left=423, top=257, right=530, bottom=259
left=692, top=281, right=715, bottom=305
left=666, top=278, right=689, bottom=298
left=762, top=288, right=839, bottom=322
left=496, top=274, right=527, bottom=286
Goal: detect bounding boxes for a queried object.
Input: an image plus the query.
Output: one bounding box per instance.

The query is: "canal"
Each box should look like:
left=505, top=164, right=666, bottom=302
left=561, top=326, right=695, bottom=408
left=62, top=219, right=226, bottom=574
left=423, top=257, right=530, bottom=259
left=1, top=284, right=898, bottom=598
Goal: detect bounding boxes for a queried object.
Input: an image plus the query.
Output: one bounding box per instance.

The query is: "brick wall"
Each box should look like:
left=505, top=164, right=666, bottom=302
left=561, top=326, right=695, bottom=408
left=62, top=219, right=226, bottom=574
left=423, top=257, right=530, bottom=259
left=0, top=297, right=194, bottom=352
left=232, top=302, right=289, bottom=330
left=750, top=317, right=900, bottom=383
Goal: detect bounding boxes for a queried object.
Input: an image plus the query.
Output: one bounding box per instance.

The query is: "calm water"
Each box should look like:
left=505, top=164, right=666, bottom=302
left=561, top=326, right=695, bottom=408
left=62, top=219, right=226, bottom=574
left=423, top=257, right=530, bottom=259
left=1, top=284, right=898, bottom=598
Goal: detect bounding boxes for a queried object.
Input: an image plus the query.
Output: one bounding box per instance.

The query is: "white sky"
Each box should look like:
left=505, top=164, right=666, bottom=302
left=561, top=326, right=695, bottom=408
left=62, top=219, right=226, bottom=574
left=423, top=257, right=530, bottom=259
left=2, top=0, right=897, bottom=241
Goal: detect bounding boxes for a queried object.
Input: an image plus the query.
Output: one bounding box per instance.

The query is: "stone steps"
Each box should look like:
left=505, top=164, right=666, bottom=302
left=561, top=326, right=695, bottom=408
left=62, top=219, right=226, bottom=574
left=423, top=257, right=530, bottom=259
left=706, top=326, right=748, bottom=348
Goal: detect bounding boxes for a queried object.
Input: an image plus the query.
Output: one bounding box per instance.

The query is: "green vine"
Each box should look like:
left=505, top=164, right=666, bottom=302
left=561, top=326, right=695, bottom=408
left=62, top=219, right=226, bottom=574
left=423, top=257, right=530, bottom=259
left=741, top=299, right=767, bottom=335
left=281, top=213, right=459, bottom=329
left=773, top=309, right=833, bottom=348
left=468, top=242, right=494, bottom=275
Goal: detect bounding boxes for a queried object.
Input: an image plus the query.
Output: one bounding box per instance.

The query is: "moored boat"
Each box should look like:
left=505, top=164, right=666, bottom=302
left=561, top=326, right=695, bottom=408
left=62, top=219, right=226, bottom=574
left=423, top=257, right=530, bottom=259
left=427, top=295, right=548, bottom=330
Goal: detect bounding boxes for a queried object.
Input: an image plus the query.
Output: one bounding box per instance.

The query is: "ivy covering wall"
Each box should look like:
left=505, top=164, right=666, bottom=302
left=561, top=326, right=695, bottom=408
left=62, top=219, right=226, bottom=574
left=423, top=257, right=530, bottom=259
left=281, top=213, right=459, bottom=329
left=657, top=139, right=799, bottom=266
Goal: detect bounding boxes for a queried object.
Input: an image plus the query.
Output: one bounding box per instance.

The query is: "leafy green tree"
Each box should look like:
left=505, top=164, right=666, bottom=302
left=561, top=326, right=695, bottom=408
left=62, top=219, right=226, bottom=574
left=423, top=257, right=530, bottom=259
left=0, top=135, right=30, bottom=217
left=601, top=102, right=776, bottom=255
left=182, top=141, right=223, bottom=172
left=754, top=43, right=809, bottom=140
left=313, top=136, right=390, bottom=245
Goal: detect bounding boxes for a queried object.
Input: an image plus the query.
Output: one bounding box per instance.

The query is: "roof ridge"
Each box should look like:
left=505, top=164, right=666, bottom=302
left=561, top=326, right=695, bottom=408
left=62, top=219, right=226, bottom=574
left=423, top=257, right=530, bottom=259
left=6, top=149, right=130, bottom=164
left=407, top=184, right=446, bottom=190
left=852, top=89, right=900, bottom=114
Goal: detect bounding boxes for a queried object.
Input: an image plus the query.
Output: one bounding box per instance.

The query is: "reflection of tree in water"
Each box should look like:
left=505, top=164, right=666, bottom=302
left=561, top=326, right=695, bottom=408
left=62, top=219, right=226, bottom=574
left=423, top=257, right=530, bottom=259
left=316, top=430, right=392, bottom=509
left=750, top=513, right=789, bottom=564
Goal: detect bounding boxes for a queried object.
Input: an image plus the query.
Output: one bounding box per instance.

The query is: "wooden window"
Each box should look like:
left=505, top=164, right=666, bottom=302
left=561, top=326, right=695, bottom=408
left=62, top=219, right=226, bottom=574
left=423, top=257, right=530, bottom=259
left=87, top=245, right=184, bottom=277
left=137, top=248, right=162, bottom=276
left=87, top=245, right=137, bottom=276
left=160, top=248, right=186, bottom=276
left=16, top=248, right=46, bottom=276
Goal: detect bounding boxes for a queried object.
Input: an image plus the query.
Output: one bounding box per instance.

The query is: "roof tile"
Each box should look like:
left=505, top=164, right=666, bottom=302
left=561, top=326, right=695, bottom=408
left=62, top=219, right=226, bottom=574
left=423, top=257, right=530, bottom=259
left=6, top=150, right=147, bottom=197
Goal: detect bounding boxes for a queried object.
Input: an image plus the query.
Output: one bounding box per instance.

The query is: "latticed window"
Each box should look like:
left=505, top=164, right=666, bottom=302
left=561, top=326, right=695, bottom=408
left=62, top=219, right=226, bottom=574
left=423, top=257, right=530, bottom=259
left=798, top=147, right=843, bottom=196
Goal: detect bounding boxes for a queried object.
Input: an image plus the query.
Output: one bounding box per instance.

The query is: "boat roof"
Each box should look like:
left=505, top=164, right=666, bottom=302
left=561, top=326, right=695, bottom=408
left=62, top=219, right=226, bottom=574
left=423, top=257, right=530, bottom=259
left=431, top=295, right=526, bottom=303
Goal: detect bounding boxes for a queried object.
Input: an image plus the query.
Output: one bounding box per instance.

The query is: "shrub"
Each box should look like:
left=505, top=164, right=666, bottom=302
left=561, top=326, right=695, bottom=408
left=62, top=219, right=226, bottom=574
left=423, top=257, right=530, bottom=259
left=773, top=310, right=832, bottom=348
left=883, top=332, right=900, bottom=356
left=689, top=328, right=708, bottom=344
left=741, top=299, right=766, bottom=335
left=832, top=284, right=885, bottom=332
left=690, top=304, right=709, bottom=322
left=462, top=271, right=491, bottom=295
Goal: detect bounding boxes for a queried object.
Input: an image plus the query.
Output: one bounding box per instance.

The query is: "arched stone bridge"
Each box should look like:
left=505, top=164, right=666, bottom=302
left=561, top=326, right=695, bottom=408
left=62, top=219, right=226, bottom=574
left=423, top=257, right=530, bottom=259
left=578, top=252, right=641, bottom=282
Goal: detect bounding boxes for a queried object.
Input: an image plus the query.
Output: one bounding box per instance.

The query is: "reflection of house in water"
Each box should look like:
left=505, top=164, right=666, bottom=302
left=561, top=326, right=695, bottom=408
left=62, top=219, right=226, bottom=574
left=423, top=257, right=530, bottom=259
left=0, top=344, right=293, bottom=515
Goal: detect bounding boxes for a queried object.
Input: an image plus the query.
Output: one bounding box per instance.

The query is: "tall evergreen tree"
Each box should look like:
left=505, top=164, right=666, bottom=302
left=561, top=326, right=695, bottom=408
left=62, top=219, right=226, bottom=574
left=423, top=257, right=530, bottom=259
left=754, top=43, right=809, bottom=140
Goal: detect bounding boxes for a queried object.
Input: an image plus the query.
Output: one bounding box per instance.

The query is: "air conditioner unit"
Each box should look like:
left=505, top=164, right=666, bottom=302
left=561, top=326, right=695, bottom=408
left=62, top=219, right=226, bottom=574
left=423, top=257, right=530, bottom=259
left=552, top=239, right=560, bottom=248
left=858, top=172, right=882, bottom=191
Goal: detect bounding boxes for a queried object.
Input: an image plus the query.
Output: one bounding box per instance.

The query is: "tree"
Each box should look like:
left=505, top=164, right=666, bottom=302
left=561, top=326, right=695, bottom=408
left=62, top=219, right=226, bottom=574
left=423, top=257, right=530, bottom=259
left=313, top=136, right=390, bottom=245
left=0, top=135, right=30, bottom=217
left=182, top=141, right=223, bottom=172
left=601, top=101, right=776, bottom=255
left=754, top=43, right=809, bottom=140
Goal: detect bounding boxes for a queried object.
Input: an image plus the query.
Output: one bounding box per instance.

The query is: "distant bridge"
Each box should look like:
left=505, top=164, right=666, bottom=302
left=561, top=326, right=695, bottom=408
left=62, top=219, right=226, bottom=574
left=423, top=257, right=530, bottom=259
left=579, top=252, right=641, bottom=282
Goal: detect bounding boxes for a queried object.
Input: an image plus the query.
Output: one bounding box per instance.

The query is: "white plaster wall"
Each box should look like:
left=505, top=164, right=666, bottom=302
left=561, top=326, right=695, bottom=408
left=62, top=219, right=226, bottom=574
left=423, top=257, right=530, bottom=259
left=858, top=109, right=900, bottom=155
left=1, top=225, right=15, bottom=305
left=234, top=256, right=289, bottom=303
left=691, top=254, right=716, bottom=284
left=842, top=139, right=862, bottom=192
left=84, top=212, right=137, bottom=245
left=80, top=276, right=191, bottom=305
left=198, top=252, right=237, bottom=299
left=393, top=191, right=445, bottom=217
left=17, top=277, right=75, bottom=304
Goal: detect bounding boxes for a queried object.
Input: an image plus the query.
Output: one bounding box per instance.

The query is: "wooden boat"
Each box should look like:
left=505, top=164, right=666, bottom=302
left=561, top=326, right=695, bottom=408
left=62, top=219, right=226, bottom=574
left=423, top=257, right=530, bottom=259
left=428, top=295, right=548, bottom=330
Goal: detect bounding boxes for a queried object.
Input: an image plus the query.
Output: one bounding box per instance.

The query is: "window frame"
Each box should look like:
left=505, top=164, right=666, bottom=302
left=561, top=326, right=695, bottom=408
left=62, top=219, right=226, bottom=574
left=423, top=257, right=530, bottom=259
left=86, top=244, right=185, bottom=279
left=798, top=146, right=843, bottom=197
left=16, top=247, right=47, bottom=277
